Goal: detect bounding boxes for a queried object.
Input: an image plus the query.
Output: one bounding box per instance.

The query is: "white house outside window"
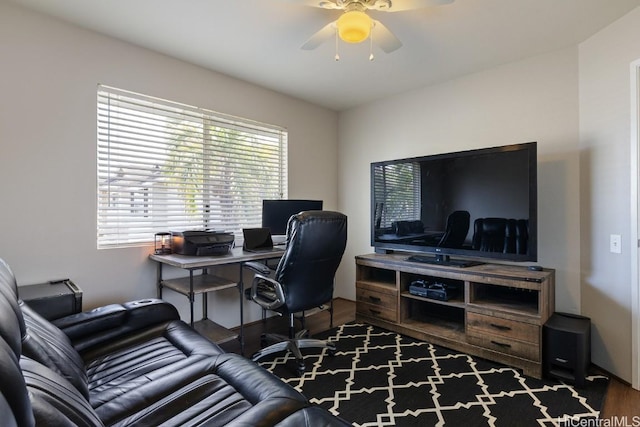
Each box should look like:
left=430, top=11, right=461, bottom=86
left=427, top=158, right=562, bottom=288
left=97, top=85, right=288, bottom=249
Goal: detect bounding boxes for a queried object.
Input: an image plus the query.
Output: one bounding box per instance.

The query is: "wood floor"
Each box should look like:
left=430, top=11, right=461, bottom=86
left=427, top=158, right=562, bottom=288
left=220, top=298, right=639, bottom=420
left=219, top=297, right=356, bottom=357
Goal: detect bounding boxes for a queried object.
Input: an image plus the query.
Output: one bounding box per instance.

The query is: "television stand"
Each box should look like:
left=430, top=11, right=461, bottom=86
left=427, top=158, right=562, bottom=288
left=406, top=254, right=484, bottom=268
left=355, top=253, right=555, bottom=378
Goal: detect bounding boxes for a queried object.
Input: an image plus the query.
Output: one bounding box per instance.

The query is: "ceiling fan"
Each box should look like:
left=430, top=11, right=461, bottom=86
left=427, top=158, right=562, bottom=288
left=292, top=0, right=454, bottom=57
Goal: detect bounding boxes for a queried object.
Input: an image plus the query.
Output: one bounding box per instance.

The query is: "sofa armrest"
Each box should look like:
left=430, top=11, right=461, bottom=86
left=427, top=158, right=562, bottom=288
left=52, top=299, right=179, bottom=350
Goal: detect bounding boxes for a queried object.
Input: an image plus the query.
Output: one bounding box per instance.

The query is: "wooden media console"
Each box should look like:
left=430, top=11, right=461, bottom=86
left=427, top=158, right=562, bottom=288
left=355, top=253, right=555, bottom=378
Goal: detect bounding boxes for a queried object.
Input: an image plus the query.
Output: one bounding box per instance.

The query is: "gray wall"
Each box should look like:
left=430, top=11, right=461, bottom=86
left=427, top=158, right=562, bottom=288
left=337, top=4, right=640, bottom=381
left=578, top=6, right=640, bottom=383
left=337, top=47, right=582, bottom=366
left=3, top=0, right=639, bottom=384
left=0, top=2, right=339, bottom=327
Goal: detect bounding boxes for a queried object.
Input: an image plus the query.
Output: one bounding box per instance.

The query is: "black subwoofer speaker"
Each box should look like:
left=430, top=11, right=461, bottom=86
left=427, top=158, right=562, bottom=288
left=543, top=312, right=591, bottom=386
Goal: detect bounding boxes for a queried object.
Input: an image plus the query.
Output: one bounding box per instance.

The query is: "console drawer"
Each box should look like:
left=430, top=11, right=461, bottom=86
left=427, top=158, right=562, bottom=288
left=356, top=283, right=396, bottom=308
left=467, top=312, right=539, bottom=345
left=357, top=301, right=397, bottom=322
left=356, top=282, right=397, bottom=322
left=467, top=334, right=539, bottom=361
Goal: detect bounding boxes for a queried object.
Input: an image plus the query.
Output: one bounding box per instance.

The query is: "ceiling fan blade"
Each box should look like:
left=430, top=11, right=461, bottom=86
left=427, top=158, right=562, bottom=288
left=301, top=22, right=336, bottom=50
left=375, top=0, right=454, bottom=12
left=282, top=0, right=342, bottom=9
left=371, top=20, right=402, bottom=53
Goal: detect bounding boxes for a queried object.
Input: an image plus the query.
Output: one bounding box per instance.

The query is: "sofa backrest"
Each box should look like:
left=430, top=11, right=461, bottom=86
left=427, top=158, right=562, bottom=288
left=0, top=258, right=104, bottom=426
left=21, top=302, right=90, bottom=398
left=0, top=337, right=34, bottom=427
left=0, top=393, right=18, bottom=427
left=0, top=258, right=90, bottom=399
left=0, top=335, right=104, bottom=427
left=0, top=259, right=26, bottom=353
left=21, top=357, right=104, bottom=426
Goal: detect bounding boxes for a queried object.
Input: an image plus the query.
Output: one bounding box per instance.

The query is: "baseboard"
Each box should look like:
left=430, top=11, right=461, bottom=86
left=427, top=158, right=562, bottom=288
left=591, top=363, right=631, bottom=386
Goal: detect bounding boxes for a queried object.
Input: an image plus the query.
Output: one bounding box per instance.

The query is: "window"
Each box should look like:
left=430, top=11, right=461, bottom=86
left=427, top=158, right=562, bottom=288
left=373, top=162, right=421, bottom=227
left=97, top=85, right=288, bottom=248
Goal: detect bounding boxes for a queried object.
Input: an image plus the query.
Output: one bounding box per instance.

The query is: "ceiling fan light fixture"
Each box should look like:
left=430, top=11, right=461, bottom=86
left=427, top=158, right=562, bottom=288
left=336, top=10, right=372, bottom=44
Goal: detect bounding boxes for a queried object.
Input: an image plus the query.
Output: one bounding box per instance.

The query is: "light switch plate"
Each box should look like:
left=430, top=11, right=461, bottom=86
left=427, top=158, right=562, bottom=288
left=610, top=234, right=622, bottom=254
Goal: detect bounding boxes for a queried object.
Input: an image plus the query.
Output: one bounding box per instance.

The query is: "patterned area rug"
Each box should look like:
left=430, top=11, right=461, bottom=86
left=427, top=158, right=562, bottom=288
left=257, top=323, right=608, bottom=427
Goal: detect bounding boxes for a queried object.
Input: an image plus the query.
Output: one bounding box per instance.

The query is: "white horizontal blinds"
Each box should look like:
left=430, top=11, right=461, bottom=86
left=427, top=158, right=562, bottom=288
left=97, top=85, right=287, bottom=248
left=373, top=162, right=421, bottom=227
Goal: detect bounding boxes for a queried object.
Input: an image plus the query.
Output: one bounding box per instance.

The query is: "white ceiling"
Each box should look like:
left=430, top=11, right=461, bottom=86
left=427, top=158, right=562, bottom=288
left=7, top=0, right=640, bottom=110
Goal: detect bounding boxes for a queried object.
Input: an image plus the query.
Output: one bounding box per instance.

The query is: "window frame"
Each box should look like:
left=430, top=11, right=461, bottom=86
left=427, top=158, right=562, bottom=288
left=97, top=85, right=288, bottom=249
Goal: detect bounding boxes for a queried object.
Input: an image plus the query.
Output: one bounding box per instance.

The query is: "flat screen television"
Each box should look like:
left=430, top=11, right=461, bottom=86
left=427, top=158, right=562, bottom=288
left=371, top=142, right=537, bottom=266
left=262, top=199, right=323, bottom=236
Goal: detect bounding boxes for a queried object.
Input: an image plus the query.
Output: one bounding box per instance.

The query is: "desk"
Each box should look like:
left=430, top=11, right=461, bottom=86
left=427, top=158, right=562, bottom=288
left=149, top=247, right=283, bottom=352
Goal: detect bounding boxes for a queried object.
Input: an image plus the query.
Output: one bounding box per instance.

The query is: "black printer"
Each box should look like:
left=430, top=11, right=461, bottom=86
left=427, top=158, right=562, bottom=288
left=171, top=230, right=235, bottom=256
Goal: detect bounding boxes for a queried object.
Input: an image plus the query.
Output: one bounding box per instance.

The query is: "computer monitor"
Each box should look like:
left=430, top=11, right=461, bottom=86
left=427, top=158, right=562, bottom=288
left=262, top=199, right=323, bottom=236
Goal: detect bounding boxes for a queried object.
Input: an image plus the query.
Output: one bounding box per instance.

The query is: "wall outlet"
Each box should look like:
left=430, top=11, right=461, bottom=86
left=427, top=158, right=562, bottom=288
left=610, top=234, right=622, bottom=254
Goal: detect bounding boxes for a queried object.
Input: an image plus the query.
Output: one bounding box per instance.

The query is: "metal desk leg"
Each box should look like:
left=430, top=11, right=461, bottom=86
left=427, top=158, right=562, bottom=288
left=202, top=268, right=208, bottom=321
left=157, top=263, right=163, bottom=299
left=238, top=263, right=245, bottom=355
left=189, top=270, right=194, bottom=327
left=202, top=292, right=208, bottom=320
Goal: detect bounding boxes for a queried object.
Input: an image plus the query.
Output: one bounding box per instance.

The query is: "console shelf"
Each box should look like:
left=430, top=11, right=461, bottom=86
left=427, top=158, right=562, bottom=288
left=355, top=253, right=555, bottom=378
left=400, top=291, right=466, bottom=308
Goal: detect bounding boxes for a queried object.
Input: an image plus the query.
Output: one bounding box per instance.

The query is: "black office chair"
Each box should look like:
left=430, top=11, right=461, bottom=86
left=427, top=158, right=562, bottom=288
left=472, top=218, right=507, bottom=252
left=472, top=217, right=529, bottom=254
left=249, top=211, right=347, bottom=375
left=437, top=210, right=470, bottom=248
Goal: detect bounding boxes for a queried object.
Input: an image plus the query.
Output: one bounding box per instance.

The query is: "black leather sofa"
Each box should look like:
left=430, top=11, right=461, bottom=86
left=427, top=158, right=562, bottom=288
left=0, top=258, right=349, bottom=426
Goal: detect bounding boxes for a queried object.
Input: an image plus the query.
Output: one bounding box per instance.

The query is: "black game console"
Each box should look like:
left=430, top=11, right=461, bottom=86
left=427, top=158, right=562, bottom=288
left=408, top=280, right=430, bottom=297
left=409, top=280, right=459, bottom=301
